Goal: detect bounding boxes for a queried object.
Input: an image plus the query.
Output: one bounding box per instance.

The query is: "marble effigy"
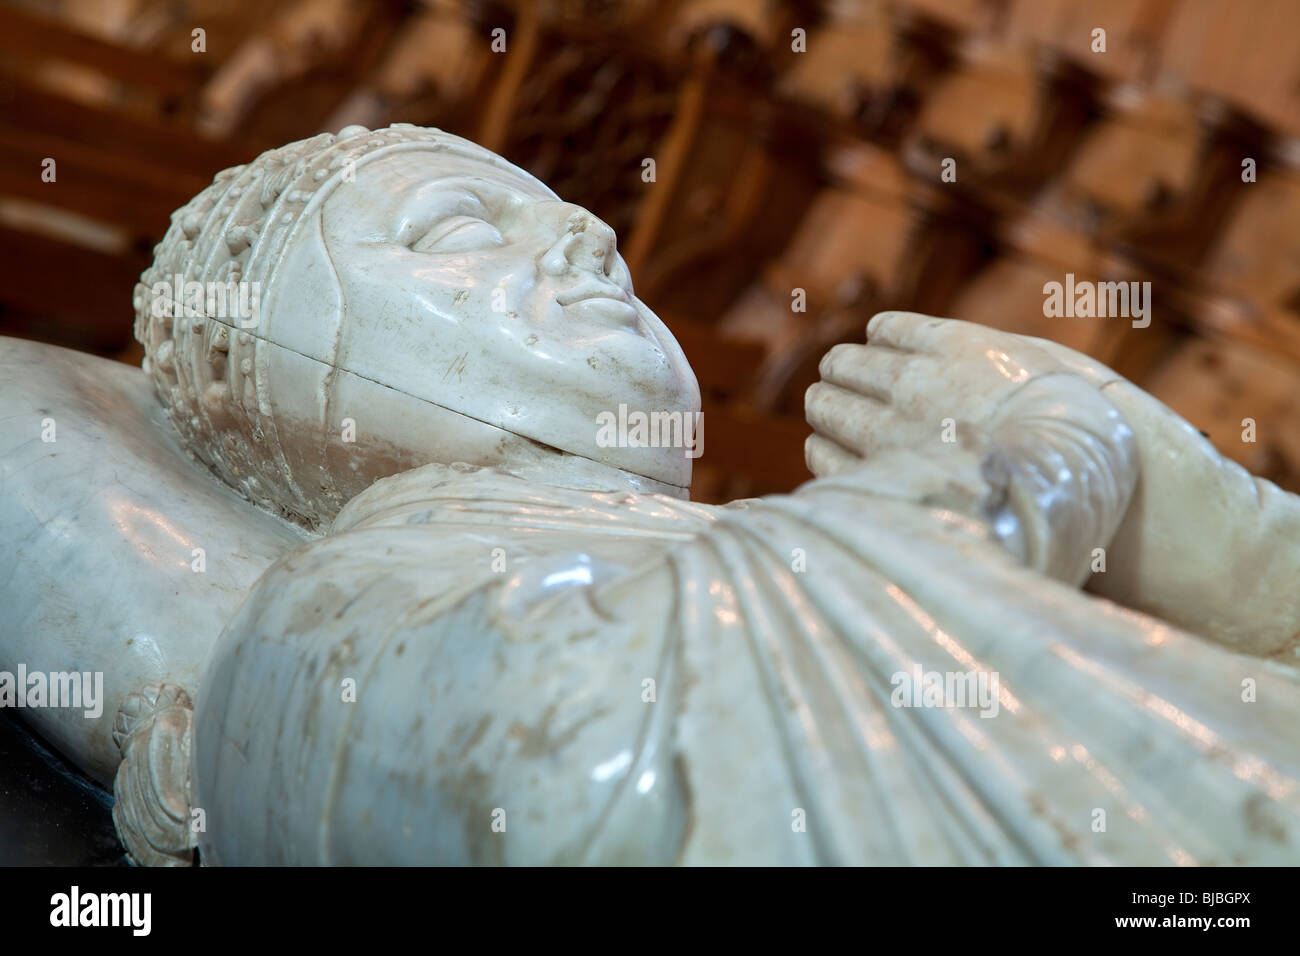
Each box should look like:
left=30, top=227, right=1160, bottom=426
left=2, top=124, right=1299, bottom=865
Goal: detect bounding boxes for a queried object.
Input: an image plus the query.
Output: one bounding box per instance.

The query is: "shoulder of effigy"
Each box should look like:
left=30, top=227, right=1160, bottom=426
left=332, top=464, right=719, bottom=535
left=331, top=462, right=552, bottom=532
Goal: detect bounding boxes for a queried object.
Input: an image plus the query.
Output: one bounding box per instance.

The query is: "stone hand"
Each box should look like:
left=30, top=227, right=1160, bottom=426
left=111, top=684, right=197, bottom=867
left=804, top=311, right=1076, bottom=477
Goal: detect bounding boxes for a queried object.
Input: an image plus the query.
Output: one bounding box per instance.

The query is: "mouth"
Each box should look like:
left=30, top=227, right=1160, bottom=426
left=557, top=282, right=639, bottom=328
left=556, top=279, right=633, bottom=306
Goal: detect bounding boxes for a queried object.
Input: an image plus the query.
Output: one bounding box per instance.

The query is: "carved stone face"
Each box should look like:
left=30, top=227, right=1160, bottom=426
left=284, top=149, right=698, bottom=492
left=139, top=126, right=698, bottom=525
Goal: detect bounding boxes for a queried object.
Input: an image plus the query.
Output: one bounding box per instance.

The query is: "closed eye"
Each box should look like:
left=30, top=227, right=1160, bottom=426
left=411, top=215, right=504, bottom=253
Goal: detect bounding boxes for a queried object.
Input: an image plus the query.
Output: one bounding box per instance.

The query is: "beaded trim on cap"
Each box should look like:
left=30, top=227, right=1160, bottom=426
left=130, top=124, right=545, bottom=526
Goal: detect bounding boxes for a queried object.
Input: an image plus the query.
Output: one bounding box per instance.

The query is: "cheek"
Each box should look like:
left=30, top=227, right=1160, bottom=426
left=495, top=271, right=549, bottom=317
left=358, top=249, right=526, bottom=313
left=437, top=248, right=547, bottom=316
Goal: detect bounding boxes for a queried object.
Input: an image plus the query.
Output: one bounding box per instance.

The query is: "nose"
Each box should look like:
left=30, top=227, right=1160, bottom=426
left=538, top=203, right=618, bottom=278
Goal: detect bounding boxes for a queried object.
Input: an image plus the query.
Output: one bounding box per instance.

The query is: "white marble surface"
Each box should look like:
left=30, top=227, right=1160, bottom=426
left=3, top=123, right=1300, bottom=866
left=0, top=337, right=308, bottom=785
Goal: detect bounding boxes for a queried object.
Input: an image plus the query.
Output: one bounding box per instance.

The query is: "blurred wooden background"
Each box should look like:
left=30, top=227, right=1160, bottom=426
left=2, top=0, right=1299, bottom=503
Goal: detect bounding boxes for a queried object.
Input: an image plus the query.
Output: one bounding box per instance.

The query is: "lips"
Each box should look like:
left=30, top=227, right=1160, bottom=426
left=556, top=280, right=632, bottom=307
left=557, top=281, right=638, bottom=328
